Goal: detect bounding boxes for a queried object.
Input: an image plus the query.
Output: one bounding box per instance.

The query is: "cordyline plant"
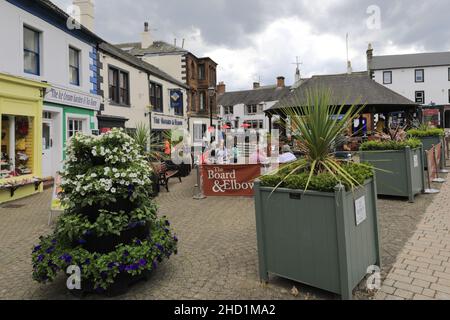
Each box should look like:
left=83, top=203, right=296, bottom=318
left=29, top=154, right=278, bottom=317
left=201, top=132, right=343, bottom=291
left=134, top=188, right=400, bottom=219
left=271, top=88, right=372, bottom=192
left=133, top=122, right=170, bottom=162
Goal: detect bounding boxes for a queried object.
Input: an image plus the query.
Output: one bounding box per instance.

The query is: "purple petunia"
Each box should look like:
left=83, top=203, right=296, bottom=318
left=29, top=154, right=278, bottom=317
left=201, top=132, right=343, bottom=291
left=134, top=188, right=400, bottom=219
left=84, top=258, right=91, bottom=265
left=59, top=253, right=72, bottom=264
left=138, top=259, right=147, bottom=266
left=46, top=246, right=55, bottom=254
left=119, top=264, right=126, bottom=272
left=173, top=236, right=178, bottom=242
left=107, top=262, right=117, bottom=269
left=51, top=239, right=57, bottom=245
left=125, top=264, right=139, bottom=271
left=33, top=245, right=42, bottom=253
left=123, top=251, right=130, bottom=257
left=165, top=220, right=170, bottom=226
left=100, top=271, right=108, bottom=279
left=155, top=243, right=164, bottom=252
left=37, top=254, right=45, bottom=262
left=78, top=239, right=87, bottom=245
left=152, top=260, right=158, bottom=269
left=135, top=239, right=142, bottom=246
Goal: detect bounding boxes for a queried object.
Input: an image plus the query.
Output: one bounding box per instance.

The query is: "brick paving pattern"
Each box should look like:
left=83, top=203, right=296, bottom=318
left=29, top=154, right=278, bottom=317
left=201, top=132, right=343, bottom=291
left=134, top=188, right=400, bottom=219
left=0, top=169, right=448, bottom=300
left=375, top=171, right=450, bottom=300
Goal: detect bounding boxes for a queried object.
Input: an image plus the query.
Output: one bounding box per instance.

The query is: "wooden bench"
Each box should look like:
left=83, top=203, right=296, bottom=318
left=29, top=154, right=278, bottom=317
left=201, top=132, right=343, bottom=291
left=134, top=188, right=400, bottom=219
left=158, top=162, right=182, bottom=192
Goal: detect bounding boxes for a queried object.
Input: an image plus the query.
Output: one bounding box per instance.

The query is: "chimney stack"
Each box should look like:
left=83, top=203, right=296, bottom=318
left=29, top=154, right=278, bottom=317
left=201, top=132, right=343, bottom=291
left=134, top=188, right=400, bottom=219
left=217, top=82, right=226, bottom=95
left=277, top=76, right=285, bottom=88
left=73, top=0, right=95, bottom=32
left=367, top=43, right=374, bottom=76
left=141, top=22, right=153, bottom=49
left=253, top=82, right=260, bottom=90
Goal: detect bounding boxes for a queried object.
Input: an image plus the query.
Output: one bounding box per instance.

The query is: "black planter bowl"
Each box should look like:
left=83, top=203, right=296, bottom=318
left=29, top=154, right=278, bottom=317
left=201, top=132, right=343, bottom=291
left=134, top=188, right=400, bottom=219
left=75, top=222, right=150, bottom=254
left=70, top=270, right=152, bottom=298
left=76, top=198, right=142, bottom=223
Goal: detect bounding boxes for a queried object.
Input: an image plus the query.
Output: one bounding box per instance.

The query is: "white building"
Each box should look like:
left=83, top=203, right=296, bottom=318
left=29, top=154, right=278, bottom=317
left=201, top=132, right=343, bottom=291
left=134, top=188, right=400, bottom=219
left=216, top=77, right=291, bottom=131
left=368, top=44, right=450, bottom=106
left=0, top=0, right=102, bottom=178
left=98, top=42, right=189, bottom=138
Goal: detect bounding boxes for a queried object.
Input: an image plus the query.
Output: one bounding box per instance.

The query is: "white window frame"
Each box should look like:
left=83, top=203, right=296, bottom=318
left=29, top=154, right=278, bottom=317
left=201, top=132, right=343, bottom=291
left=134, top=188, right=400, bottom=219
left=383, top=71, right=392, bottom=84
left=66, top=114, right=90, bottom=140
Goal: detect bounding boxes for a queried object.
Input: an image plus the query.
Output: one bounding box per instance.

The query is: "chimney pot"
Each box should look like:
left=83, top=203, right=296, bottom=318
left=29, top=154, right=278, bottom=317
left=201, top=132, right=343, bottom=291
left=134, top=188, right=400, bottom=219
left=141, top=22, right=153, bottom=49
left=144, top=22, right=149, bottom=32
left=73, top=0, right=95, bottom=32
left=276, top=76, right=285, bottom=88
left=253, top=82, right=260, bottom=89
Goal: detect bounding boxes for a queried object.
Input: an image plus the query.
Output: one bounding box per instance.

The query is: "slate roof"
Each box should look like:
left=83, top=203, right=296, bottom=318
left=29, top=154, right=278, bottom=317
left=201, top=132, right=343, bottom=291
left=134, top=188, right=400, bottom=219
left=268, top=72, right=417, bottom=113
left=99, top=42, right=189, bottom=89
left=115, top=41, right=188, bottom=56
left=371, top=52, right=450, bottom=70
left=217, top=86, right=292, bottom=107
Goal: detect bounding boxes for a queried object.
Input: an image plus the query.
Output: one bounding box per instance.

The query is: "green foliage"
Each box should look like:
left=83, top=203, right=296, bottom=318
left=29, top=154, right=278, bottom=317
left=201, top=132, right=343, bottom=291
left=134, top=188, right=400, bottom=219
left=360, top=138, right=422, bottom=151
left=32, top=217, right=178, bottom=290
left=269, top=88, right=373, bottom=192
left=407, top=128, right=445, bottom=138
left=261, top=162, right=373, bottom=192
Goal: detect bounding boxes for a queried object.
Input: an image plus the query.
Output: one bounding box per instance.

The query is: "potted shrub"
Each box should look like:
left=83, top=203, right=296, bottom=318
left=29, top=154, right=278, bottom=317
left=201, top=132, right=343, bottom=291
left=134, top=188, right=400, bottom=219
left=407, top=127, right=445, bottom=169
left=31, top=129, right=178, bottom=296
left=254, top=89, right=381, bottom=300
left=360, top=139, right=425, bottom=202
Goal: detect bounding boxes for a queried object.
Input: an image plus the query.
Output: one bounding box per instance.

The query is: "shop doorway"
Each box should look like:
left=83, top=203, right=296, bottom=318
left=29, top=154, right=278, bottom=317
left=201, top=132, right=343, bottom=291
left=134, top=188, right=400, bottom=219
left=42, top=120, right=53, bottom=177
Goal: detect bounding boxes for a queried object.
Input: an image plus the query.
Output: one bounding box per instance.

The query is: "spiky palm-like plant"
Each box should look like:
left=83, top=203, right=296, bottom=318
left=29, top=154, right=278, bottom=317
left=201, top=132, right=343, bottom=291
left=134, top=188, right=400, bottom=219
left=273, top=88, right=369, bottom=191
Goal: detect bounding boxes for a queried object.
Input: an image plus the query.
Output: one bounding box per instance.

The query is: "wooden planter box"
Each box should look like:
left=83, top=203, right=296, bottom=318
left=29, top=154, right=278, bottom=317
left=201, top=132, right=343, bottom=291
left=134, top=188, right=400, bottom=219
left=254, top=178, right=381, bottom=300
left=360, top=147, right=425, bottom=202
left=417, top=136, right=445, bottom=169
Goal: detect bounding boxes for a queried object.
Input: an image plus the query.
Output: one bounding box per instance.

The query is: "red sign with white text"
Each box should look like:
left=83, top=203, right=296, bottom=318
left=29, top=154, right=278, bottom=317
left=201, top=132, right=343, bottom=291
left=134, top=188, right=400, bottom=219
left=201, top=164, right=261, bottom=196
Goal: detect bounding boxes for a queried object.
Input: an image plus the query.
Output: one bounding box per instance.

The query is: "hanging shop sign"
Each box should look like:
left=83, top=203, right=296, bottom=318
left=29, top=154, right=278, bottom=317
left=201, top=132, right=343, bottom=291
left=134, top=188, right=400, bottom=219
left=44, top=85, right=101, bottom=111
left=170, top=90, right=183, bottom=110
left=201, top=164, right=261, bottom=197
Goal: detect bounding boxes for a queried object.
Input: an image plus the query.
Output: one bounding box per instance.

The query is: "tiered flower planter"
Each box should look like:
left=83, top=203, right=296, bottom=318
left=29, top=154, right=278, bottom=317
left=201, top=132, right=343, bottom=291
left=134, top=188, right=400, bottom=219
left=254, top=178, right=381, bottom=300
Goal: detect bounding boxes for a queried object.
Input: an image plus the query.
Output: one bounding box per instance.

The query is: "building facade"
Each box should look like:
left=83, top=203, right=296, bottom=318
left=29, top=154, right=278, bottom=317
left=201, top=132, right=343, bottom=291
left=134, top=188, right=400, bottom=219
left=367, top=45, right=450, bottom=106
left=98, top=43, right=189, bottom=139
left=115, top=23, right=219, bottom=143
left=0, top=0, right=103, bottom=179
left=217, top=77, right=291, bottom=132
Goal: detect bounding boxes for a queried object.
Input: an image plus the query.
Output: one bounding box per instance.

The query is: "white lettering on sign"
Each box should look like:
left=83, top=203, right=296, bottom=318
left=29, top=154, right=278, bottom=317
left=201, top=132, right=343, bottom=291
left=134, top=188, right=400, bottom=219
left=45, top=86, right=101, bottom=111
left=207, top=167, right=254, bottom=193
left=355, top=196, right=367, bottom=226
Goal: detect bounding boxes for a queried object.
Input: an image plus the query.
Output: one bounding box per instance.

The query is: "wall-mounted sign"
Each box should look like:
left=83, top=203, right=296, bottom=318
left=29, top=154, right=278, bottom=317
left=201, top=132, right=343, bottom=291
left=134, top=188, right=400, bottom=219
left=413, top=155, right=419, bottom=168
left=45, top=85, right=101, bottom=111
left=152, top=114, right=185, bottom=130
left=170, top=89, right=183, bottom=110
left=355, top=196, right=367, bottom=226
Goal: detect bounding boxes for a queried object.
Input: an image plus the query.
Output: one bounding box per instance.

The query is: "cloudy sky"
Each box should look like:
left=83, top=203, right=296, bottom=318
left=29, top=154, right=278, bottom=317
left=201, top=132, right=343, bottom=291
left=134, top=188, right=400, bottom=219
left=54, top=0, right=450, bottom=91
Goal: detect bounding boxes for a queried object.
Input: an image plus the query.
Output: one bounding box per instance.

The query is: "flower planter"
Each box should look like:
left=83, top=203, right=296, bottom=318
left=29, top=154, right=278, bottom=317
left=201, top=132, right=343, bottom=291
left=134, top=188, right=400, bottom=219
left=77, top=198, right=141, bottom=223
left=70, top=270, right=152, bottom=297
left=254, top=178, right=381, bottom=300
left=416, top=136, right=445, bottom=169
left=75, top=222, right=150, bottom=254
left=360, top=147, right=425, bottom=202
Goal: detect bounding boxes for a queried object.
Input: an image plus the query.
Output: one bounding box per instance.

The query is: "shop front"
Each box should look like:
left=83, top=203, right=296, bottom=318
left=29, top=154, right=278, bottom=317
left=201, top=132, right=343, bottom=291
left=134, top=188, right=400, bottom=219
left=152, top=113, right=187, bottom=144
left=43, top=85, right=102, bottom=178
left=0, top=73, right=49, bottom=204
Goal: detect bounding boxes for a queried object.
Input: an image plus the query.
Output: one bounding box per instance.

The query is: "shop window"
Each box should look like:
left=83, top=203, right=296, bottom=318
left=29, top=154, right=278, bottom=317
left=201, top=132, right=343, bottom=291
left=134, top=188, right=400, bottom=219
left=68, top=119, right=84, bottom=138
left=69, top=46, right=80, bottom=86
left=1, top=115, right=34, bottom=179
left=23, top=26, right=41, bottom=75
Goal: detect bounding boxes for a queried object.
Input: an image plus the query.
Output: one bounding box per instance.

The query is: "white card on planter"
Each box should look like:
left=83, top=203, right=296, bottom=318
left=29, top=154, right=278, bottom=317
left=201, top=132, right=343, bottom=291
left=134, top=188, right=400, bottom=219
left=413, top=155, right=419, bottom=168
left=355, top=196, right=367, bottom=226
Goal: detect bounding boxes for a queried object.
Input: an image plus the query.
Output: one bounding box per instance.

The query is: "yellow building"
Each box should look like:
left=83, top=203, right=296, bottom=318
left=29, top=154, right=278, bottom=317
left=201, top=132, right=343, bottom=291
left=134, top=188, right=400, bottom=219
left=0, top=73, right=49, bottom=204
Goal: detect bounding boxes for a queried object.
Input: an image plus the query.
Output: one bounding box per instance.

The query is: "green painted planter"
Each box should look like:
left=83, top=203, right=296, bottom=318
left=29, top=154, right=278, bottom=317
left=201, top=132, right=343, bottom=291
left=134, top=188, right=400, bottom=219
left=416, top=136, right=445, bottom=169
left=254, top=178, right=381, bottom=300
left=360, top=147, right=425, bottom=203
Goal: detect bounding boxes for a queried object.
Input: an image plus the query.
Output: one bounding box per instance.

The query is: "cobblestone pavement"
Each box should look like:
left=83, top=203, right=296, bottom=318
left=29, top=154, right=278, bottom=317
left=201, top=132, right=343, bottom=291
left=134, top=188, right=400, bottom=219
left=0, top=169, right=447, bottom=300
left=375, top=170, right=450, bottom=300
